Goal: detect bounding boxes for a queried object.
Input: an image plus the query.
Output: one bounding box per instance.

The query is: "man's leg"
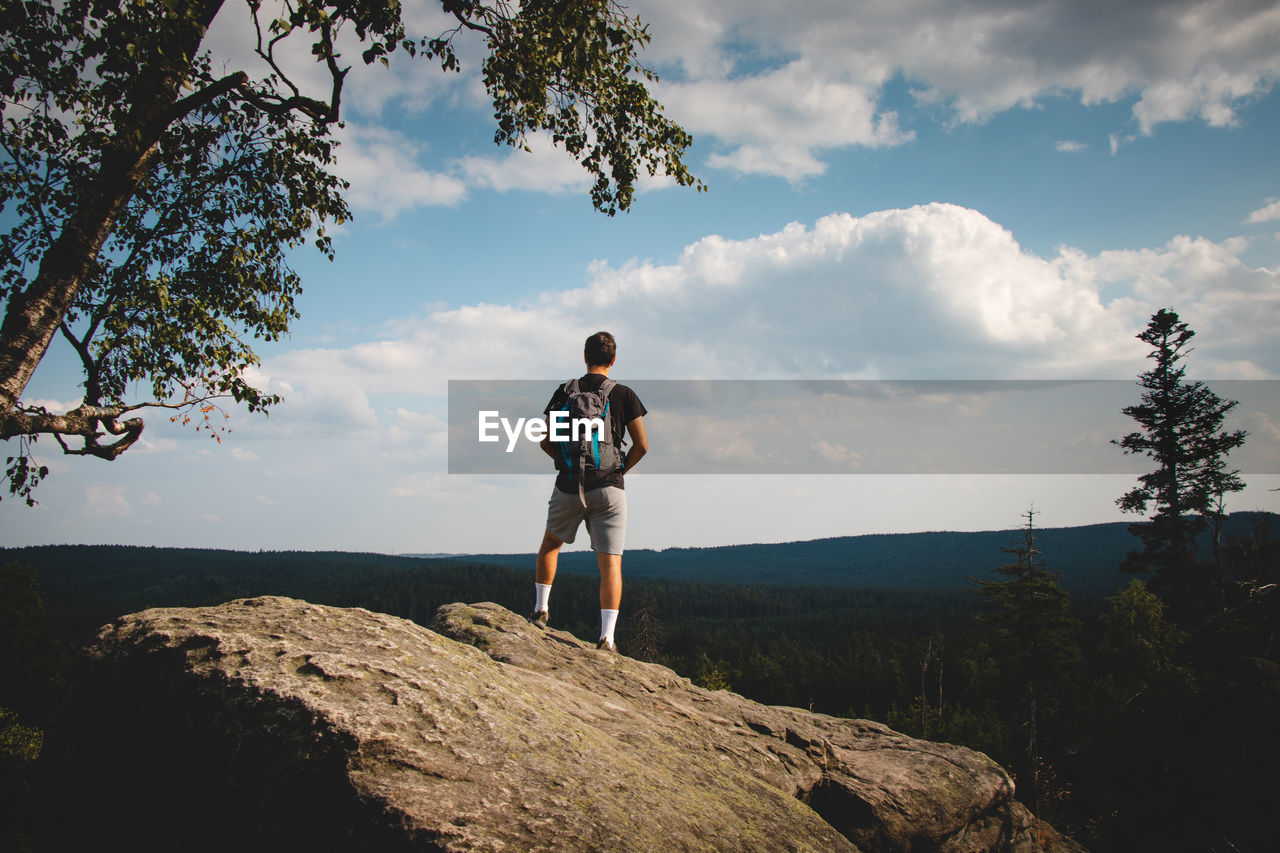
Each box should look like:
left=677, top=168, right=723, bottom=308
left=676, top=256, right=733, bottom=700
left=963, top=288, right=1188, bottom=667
left=537, top=528, right=563, bottom=586
left=597, top=551, right=622, bottom=609
left=532, top=529, right=563, bottom=625
left=583, top=486, right=626, bottom=650
left=597, top=550, right=622, bottom=648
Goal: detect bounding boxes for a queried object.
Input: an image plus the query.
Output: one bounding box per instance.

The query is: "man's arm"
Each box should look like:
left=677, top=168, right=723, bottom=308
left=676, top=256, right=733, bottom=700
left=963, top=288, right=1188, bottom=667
left=622, top=416, right=648, bottom=474
left=540, top=389, right=565, bottom=463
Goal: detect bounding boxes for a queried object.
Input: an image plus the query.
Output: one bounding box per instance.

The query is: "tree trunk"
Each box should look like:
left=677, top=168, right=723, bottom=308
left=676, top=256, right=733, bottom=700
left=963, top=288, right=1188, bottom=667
left=0, top=0, right=225, bottom=419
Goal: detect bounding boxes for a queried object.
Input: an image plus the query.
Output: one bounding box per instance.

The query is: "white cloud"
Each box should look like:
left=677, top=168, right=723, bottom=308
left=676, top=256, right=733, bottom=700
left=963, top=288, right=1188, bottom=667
left=333, top=124, right=468, bottom=217
left=211, top=0, right=1280, bottom=193
left=200, top=1, right=1280, bottom=206
left=454, top=131, right=679, bottom=199
left=659, top=60, right=912, bottom=181
left=254, top=204, right=1278, bottom=428
left=387, top=408, right=447, bottom=451
left=1130, top=65, right=1274, bottom=133
left=1055, top=140, right=1087, bottom=153
left=231, top=447, right=260, bottom=462
left=153, top=204, right=1268, bottom=554
left=457, top=135, right=593, bottom=195
left=812, top=440, right=864, bottom=470
left=630, top=0, right=1280, bottom=177
left=134, top=436, right=178, bottom=455
left=334, top=127, right=623, bottom=217
left=18, top=397, right=80, bottom=414
left=231, top=361, right=384, bottom=441
left=1248, top=198, right=1280, bottom=224
left=1071, top=234, right=1280, bottom=373
left=85, top=485, right=133, bottom=517
left=343, top=1, right=484, bottom=117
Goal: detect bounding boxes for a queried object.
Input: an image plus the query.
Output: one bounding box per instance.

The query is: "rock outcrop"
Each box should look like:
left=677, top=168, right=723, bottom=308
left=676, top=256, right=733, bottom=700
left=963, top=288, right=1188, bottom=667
left=42, top=597, right=1084, bottom=852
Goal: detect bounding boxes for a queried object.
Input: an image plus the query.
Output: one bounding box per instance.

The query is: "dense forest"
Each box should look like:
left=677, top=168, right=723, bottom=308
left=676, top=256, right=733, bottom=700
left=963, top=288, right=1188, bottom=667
left=2, top=511, right=1277, bottom=851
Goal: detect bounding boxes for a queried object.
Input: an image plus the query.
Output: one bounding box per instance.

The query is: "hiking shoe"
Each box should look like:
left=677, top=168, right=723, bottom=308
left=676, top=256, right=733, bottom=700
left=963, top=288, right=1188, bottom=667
left=596, top=638, right=617, bottom=653
left=529, top=609, right=549, bottom=629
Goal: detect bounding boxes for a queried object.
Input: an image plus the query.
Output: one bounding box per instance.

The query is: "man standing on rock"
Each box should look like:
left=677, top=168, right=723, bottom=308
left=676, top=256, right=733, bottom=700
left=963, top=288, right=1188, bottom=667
left=531, top=331, right=648, bottom=653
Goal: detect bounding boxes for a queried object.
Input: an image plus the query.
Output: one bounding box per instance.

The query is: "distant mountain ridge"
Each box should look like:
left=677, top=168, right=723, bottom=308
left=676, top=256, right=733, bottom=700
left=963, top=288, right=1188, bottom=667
left=444, top=512, right=1277, bottom=597
left=6, top=513, right=1273, bottom=640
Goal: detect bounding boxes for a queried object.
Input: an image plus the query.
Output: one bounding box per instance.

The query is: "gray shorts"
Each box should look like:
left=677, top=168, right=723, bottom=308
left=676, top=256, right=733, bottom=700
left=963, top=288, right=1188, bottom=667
left=545, top=486, right=627, bottom=555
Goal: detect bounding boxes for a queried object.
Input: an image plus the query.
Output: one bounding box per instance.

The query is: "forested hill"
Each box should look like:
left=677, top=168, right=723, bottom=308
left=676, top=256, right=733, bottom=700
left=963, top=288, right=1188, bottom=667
left=8, top=514, right=1272, bottom=636
left=441, top=512, right=1275, bottom=597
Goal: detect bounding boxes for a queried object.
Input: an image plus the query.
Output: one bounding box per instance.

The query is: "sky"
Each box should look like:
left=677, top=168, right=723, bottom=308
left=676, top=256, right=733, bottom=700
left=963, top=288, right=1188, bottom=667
left=4, top=0, right=1280, bottom=555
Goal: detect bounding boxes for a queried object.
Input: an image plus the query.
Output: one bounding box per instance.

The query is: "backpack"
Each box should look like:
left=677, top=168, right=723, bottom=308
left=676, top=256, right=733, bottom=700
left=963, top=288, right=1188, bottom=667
left=553, top=377, right=623, bottom=502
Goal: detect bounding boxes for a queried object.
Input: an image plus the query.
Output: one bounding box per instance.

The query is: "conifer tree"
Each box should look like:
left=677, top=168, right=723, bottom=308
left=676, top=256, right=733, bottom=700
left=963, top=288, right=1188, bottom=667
left=626, top=590, right=662, bottom=664
left=977, top=509, right=1080, bottom=818
left=1114, top=308, right=1248, bottom=620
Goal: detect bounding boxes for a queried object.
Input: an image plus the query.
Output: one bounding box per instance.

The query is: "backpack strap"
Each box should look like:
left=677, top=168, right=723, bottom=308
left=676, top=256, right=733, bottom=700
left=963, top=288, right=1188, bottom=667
left=591, top=378, right=618, bottom=480
left=573, top=377, right=617, bottom=506
left=556, top=379, right=576, bottom=473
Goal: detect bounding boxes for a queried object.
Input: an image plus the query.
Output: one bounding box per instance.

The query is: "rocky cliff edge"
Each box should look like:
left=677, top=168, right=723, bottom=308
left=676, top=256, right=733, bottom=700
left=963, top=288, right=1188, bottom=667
left=41, top=597, right=1084, bottom=852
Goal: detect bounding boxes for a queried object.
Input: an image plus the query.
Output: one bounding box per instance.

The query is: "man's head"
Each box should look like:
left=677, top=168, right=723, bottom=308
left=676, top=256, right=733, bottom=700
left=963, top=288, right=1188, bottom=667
left=584, top=331, right=616, bottom=368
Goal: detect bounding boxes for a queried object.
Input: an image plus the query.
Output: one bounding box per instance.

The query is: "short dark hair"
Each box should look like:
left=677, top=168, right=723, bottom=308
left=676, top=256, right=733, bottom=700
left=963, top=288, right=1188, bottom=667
left=584, top=331, right=616, bottom=367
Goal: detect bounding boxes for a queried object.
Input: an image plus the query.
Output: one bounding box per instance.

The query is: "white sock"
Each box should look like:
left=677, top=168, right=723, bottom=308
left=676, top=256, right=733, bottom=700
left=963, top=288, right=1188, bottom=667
left=535, top=583, right=552, bottom=613
left=600, top=608, right=619, bottom=643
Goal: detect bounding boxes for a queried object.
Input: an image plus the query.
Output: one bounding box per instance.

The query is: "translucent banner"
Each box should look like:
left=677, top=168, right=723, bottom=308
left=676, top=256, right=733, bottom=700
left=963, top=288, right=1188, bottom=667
left=447, top=379, right=1279, bottom=475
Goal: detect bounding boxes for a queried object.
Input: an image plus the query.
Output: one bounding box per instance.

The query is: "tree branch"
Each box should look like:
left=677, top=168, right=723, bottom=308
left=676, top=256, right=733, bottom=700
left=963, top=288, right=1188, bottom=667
left=448, top=6, right=495, bottom=38
left=2, top=403, right=143, bottom=459
left=58, top=320, right=103, bottom=404
left=246, top=2, right=348, bottom=124
left=162, top=71, right=250, bottom=126
left=2, top=388, right=237, bottom=461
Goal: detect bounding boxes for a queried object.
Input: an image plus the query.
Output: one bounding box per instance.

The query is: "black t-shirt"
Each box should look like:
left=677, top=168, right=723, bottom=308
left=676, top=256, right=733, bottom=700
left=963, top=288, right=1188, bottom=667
left=543, top=373, right=647, bottom=494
